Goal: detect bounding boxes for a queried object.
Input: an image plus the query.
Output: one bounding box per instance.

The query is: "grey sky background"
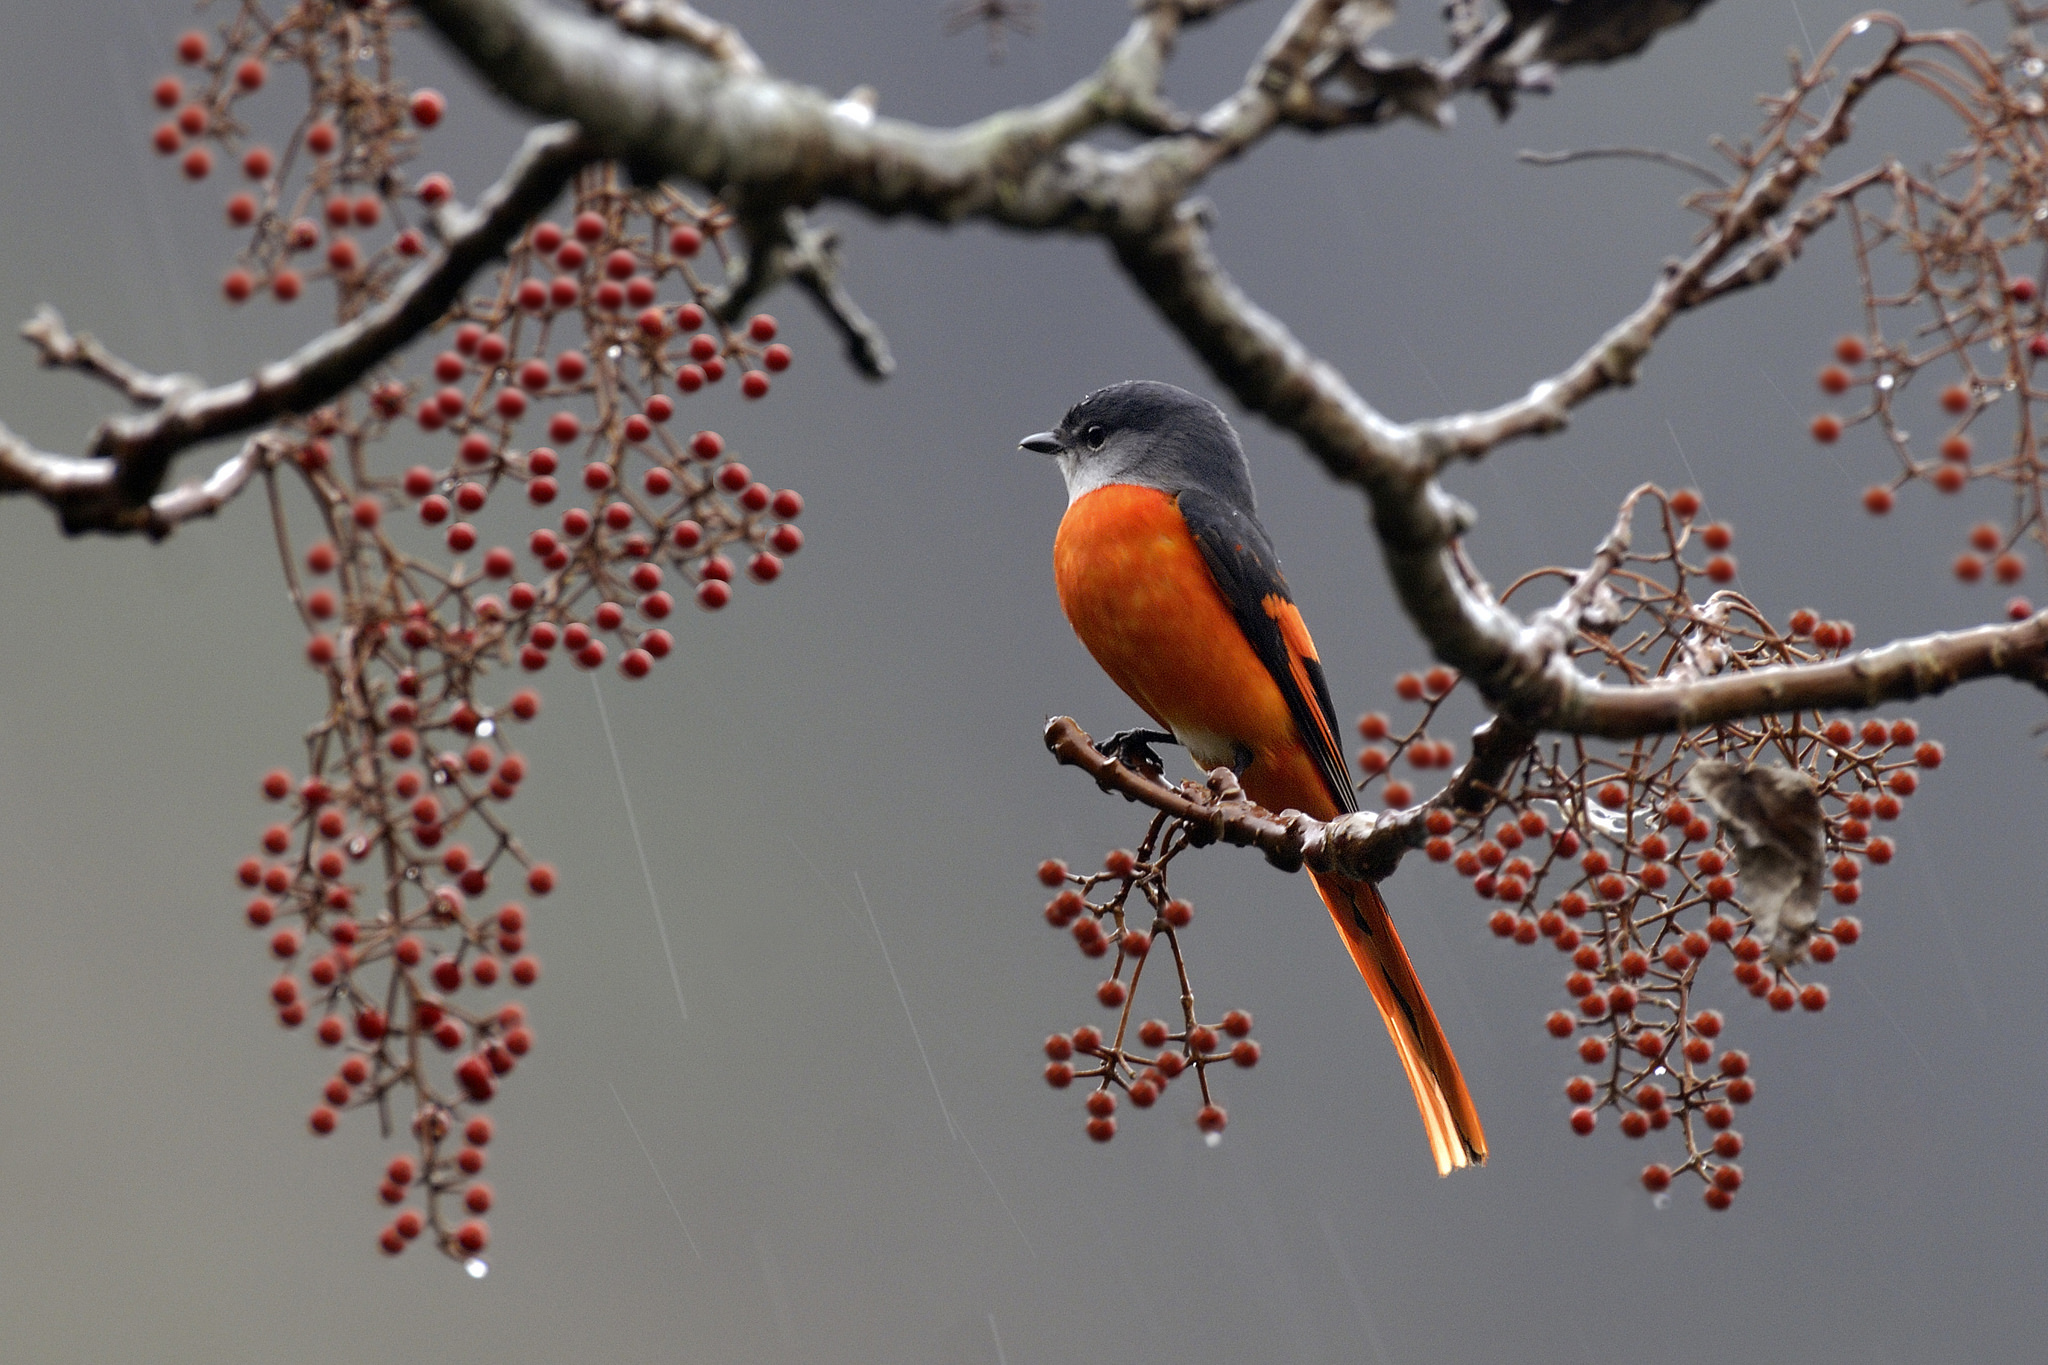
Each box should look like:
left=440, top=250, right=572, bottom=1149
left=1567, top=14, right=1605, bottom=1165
left=0, top=1, right=2041, bottom=1361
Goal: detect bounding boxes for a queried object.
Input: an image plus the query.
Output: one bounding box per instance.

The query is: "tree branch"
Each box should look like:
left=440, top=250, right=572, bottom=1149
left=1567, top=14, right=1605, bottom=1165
left=411, top=0, right=1198, bottom=230
left=1044, top=714, right=1537, bottom=885
left=1, top=121, right=593, bottom=535
left=1557, top=611, right=2048, bottom=736
left=583, top=0, right=763, bottom=74
left=22, top=306, right=199, bottom=408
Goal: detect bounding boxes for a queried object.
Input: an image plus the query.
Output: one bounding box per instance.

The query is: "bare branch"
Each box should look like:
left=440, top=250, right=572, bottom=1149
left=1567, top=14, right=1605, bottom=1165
left=1557, top=611, right=2048, bottom=737
left=1411, top=28, right=1910, bottom=468
left=710, top=209, right=894, bottom=379
left=146, top=436, right=279, bottom=531
left=583, top=0, right=762, bottom=74
left=22, top=306, right=198, bottom=407
left=1516, top=145, right=1728, bottom=186
left=1044, top=716, right=1533, bottom=886
left=411, top=0, right=1190, bottom=229
left=2, top=122, right=593, bottom=535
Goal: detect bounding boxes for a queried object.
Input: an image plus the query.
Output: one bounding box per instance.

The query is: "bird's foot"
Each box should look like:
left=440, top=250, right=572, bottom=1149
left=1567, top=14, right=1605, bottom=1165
left=1097, top=727, right=1177, bottom=775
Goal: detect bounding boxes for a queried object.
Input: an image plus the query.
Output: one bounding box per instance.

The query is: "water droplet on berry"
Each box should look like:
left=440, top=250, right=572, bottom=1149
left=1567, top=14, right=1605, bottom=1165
left=475, top=719, right=495, bottom=737
left=465, top=1258, right=489, bottom=1278
left=1874, top=373, right=1893, bottom=391
left=1203, top=1131, right=1221, bottom=1149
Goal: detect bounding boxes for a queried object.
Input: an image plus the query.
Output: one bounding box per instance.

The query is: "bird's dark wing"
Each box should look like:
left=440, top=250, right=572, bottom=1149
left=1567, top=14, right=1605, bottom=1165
left=1176, top=488, right=1356, bottom=816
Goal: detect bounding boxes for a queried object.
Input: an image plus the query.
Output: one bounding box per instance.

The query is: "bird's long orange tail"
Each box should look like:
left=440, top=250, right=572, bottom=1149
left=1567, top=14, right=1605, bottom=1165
left=1310, top=870, right=1486, bottom=1175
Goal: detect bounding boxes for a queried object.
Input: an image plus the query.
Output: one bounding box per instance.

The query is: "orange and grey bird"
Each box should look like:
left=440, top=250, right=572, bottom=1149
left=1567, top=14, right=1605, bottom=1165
left=1022, top=380, right=1486, bottom=1174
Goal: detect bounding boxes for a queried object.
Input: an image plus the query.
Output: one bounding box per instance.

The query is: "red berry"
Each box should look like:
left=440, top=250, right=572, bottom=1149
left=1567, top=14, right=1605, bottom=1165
left=1669, top=488, right=1701, bottom=520
left=1810, top=414, right=1843, bottom=443
left=175, top=30, right=208, bottom=63
left=410, top=89, right=446, bottom=128
left=1569, top=1107, right=1596, bottom=1135
left=309, top=1106, right=337, bottom=1135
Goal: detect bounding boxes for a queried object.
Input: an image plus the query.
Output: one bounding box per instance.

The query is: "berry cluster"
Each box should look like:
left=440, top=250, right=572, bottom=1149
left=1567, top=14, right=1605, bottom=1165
left=1034, top=810, right=1261, bottom=1145
left=1413, top=488, right=1933, bottom=1205
left=1793, top=27, right=2048, bottom=614
left=153, top=6, right=443, bottom=310
left=150, top=6, right=807, bottom=1261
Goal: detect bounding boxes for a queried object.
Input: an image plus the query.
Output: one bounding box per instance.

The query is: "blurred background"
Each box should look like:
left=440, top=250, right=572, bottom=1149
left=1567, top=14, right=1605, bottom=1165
left=1, top=0, right=2041, bottom=1360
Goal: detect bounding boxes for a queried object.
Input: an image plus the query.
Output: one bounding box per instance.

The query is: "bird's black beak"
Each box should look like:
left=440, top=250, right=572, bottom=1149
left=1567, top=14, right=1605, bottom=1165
left=1019, top=431, right=1062, bottom=455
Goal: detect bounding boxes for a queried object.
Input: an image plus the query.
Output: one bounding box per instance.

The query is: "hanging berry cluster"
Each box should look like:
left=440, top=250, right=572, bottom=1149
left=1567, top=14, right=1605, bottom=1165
left=1789, top=21, right=2048, bottom=614
left=153, top=3, right=805, bottom=1263
left=1033, top=803, right=1263, bottom=1145
left=1389, top=489, right=1934, bottom=1204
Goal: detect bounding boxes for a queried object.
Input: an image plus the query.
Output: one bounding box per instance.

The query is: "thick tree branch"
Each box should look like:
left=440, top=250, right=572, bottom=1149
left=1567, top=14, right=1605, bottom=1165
left=1558, top=611, right=2048, bottom=736
left=1, top=122, right=593, bottom=535
left=412, top=0, right=1201, bottom=229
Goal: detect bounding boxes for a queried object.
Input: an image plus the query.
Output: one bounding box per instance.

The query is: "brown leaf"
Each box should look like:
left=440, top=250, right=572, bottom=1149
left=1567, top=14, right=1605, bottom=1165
left=1502, top=0, right=1718, bottom=67
left=1686, top=759, right=1824, bottom=964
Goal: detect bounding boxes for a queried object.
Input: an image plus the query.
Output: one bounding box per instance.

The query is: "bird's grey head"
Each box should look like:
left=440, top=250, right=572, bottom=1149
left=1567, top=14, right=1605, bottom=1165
left=1019, top=380, right=1257, bottom=512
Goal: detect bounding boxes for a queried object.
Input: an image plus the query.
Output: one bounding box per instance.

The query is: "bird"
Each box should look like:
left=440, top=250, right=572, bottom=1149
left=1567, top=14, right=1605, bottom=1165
left=1022, top=380, right=1486, bottom=1174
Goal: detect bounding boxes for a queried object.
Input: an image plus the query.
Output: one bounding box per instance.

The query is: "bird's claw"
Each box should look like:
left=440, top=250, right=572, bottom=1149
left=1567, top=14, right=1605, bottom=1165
left=1098, top=727, right=1177, bottom=775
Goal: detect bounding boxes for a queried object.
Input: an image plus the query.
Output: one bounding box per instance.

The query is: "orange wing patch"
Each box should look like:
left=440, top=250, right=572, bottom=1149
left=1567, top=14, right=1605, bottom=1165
left=1263, top=593, right=1350, bottom=814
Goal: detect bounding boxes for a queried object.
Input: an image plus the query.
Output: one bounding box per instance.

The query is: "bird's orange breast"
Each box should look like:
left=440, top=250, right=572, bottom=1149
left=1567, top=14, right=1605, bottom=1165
left=1053, top=483, right=1337, bottom=819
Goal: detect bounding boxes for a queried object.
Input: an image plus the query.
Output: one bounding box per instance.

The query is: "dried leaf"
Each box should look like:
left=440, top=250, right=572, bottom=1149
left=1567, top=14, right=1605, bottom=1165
left=1686, top=759, right=1825, bottom=964
left=1502, top=0, right=1718, bottom=67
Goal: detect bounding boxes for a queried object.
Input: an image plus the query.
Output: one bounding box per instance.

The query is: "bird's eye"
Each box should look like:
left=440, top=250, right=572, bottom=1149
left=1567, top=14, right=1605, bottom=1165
left=1083, top=424, right=1107, bottom=451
